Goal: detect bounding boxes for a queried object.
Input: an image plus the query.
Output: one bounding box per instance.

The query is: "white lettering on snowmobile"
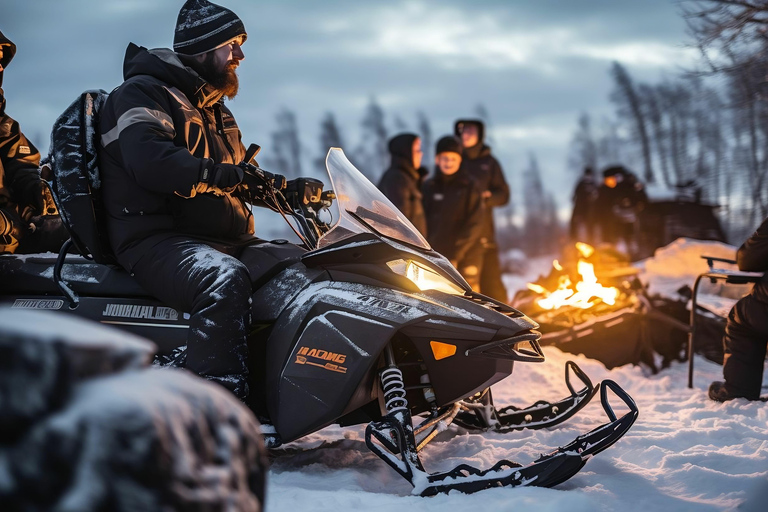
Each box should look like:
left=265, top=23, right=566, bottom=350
left=12, top=299, right=64, bottom=310
left=357, top=296, right=411, bottom=315
left=102, top=304, right=179, bottom=321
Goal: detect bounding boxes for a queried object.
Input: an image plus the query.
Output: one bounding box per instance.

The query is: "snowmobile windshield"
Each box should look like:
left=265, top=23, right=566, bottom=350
left=319, top=148, right=432, bottom=251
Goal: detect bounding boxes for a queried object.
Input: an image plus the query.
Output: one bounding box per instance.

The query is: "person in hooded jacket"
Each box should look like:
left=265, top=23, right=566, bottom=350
left=377, top=133, right=428, bottom=236
left=709, top=217, right=768, bottom=402
left=570, top=166, right=598, bottom=243
left=454, top=119, right=510, bottom=301
left=0, top=30, right=60, bottom=254
left=99, top=0, right=257, bottom=399
left=595, top=165, right=647, bottom=256
left=422, top=136, right=484, bottom=291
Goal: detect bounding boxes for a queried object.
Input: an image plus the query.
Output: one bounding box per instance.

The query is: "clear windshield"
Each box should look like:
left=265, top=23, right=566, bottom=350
left=319, top=148, right=431, bottom=250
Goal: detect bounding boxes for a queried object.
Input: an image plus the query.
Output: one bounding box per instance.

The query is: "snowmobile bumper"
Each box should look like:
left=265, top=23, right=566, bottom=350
left=453, top=361, right=600, bottom=432
left=365, top=377, right=638, bottom=496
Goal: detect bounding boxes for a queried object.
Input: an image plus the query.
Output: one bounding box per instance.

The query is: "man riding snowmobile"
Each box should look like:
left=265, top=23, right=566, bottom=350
left=100, top=0, right=257, bottom=399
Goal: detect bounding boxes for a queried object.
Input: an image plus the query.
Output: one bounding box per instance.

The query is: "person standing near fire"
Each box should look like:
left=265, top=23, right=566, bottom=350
left=709, top=217, right=768, bottom=402
left=595, top=165, right=647, bottom=257
left=378, top=132, right=428, bottom=236
left=422, top=135, right=484, bottom=291
left=454, top=119, right=510, bottom=301
left=570, top=166, right=599, bottom=244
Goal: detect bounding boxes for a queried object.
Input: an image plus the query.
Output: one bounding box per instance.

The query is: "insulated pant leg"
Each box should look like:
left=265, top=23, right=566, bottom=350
left=722, top=295, right=768, bottom=400
left=129, top=236, right=252, bottom=399
left=479, top=245, right=507, bottom=302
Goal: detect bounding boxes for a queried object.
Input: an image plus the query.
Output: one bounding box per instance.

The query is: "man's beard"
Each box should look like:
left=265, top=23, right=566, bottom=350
left=199, top=54, right=239, bottom=99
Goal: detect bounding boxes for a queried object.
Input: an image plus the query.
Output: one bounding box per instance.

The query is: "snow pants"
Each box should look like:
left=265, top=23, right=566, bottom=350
left=128, top=235, right=252, bottom=399
left=479, top=243, right=507, bottom=302
left=722, top=294, right=768, bottom=400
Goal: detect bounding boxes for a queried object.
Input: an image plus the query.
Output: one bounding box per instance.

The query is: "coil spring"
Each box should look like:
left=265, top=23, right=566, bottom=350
left=381, top=366, right=408, bottom=414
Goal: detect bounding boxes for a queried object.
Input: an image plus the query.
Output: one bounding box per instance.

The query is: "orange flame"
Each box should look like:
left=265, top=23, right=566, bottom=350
left=526, top=243, right=619, bottom=310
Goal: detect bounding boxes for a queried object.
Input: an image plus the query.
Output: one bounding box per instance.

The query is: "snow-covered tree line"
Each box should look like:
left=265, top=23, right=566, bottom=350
left=568, top=0, right=768, bottom=243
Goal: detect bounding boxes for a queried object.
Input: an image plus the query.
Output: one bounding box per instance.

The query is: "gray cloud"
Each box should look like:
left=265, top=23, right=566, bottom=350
left=3, top=0, right=695, bottom=210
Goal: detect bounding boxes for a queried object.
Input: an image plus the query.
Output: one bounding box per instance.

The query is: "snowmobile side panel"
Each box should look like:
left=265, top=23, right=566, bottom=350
left=264, top=280, right=542, bottom=442
left=3, top=294, right=189, bottom=351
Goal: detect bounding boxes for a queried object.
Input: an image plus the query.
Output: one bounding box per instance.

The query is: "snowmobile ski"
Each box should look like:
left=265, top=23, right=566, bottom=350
left=453, top=360, right=599, bottom=432
left=365, top=374, right=638, bottom=496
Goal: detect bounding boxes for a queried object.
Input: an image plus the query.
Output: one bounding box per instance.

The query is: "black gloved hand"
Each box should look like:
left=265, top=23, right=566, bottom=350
left=200, top=162, right=244, bottom=192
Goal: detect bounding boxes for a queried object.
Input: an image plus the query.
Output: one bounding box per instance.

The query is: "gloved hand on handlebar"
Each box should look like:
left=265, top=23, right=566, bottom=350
left=199, top=162, right=244, bottom=193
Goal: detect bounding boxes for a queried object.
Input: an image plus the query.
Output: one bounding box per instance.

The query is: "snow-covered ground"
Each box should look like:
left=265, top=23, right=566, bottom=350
left=266, top=348, right=767, bottom=511
left=266, top=239, right=767, bottom=511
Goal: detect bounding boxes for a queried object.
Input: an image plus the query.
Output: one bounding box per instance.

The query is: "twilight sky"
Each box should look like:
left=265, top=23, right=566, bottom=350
left=3, top=0, right=699, bottom=213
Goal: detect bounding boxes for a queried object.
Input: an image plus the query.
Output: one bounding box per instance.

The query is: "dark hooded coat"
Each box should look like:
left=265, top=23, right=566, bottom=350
left=0, top=31, right=44, bottom=252
left=454, top=119, right=509, bottom=244
left=100, top=43, right=253, bottom=270
left=377, top=133, right=428, bottom=236
left=422, top=169, right=484, bottom=265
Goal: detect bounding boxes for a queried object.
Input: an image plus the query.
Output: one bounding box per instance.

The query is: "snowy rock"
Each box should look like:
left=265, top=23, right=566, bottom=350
left=0, top=308, right=154, bottom=439
left=0, top=309, right=267, bottom=511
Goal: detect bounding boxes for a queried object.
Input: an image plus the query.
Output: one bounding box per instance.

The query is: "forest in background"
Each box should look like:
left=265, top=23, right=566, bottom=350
left=258, top=1, right=768, bottom=257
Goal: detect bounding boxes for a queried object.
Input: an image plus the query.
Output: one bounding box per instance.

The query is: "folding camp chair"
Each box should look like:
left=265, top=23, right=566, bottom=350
left=687, top=256, right=764, bottom=388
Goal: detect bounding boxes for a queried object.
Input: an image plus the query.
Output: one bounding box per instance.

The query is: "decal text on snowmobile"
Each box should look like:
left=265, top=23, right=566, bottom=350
left=12, top=299, right=64, bottom=310
left=357, top=295, right=411, bottom=314
left=295, top=346, right=348, bottom=373
left=102, top=304, right=179, bottom=321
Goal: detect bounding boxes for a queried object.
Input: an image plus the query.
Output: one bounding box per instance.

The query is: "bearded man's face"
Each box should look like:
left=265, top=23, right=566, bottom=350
left=199, top=40, right=244, bottom=99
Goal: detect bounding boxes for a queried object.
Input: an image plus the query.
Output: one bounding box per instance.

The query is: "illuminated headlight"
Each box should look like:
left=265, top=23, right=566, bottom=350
left=386, top=259, right=465, bottom=295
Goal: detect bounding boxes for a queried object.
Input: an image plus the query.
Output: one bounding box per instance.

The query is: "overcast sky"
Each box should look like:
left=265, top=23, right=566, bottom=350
left=3, top=0, right=699, bottom=213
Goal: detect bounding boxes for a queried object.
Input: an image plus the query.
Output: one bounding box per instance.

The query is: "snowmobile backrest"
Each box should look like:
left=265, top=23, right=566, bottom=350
left=46, top=90, right=114, bottom=264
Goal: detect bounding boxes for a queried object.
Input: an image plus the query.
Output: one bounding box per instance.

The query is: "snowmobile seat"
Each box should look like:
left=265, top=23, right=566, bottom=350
left=0, top=253, right=149, bottom=297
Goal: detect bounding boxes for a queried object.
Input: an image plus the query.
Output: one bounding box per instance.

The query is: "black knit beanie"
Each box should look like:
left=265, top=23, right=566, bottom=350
left=173, top=0, right=247, bottom=56
left=435, top=135, right=461, bottom=156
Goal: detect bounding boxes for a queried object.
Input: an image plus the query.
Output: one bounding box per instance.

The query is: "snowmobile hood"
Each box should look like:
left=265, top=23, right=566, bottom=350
left=0, top=29, right=17, bottom=89
left=122, top=43, right=224, bottom=108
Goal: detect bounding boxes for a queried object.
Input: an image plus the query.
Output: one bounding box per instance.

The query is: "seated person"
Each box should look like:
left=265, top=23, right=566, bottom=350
left=0, top=30, right=61, bottom=254
left=709, top=217, right=768, bottom=402
left=421, top=136, right=484, bottom=291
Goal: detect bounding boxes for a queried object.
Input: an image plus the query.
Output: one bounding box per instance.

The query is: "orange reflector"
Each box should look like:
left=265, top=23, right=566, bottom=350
left=430, top=341, right=457, bottom=360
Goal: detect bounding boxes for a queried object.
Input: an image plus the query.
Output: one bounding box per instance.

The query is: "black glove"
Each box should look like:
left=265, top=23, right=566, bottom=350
left=200, top=162, right=244, bottom=192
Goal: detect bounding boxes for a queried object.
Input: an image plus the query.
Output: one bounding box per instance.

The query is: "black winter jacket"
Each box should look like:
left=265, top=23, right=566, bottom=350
left=454, top=120, right=509, bottom=244
left=378, top=155, right=428, bottom=237
left=737, top=216, right=768, bottom=303
left=422, top=170, right=484, bottom=264
left=100, top=44, right=253, bottom=270
left=0, top=30, right=43, bottom=252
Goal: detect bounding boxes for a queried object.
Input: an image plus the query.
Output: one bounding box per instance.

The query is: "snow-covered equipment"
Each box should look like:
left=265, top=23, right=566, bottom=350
left=0, top=138, right=638, bottom=495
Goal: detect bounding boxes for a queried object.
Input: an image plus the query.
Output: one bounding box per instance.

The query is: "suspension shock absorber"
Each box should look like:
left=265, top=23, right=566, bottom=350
left=381, top=345, right=408, bottom=415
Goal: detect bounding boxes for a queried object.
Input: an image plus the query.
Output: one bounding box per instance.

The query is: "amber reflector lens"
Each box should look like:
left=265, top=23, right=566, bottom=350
left=430, top=341, right=457, bottom=360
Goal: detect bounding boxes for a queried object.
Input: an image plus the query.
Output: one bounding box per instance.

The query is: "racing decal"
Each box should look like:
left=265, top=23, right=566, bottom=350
left=295, top=346, right=348, bottom=374
left=12, top=299, right=64, bottom=310
left=357, top=295, right=411, bottom=315
left=102, top=304, right=179, bottom=321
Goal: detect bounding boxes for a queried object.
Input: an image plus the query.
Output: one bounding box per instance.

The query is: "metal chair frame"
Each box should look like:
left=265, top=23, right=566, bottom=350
left=687, top=256, right=764, bottom=388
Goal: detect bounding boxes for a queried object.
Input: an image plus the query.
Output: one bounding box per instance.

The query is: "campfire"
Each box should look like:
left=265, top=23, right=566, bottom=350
left=521, top=243, right=637, bottom=331
left=514, top=243, right=653, bottom=370
left=527, top=242, right=620, bottom=311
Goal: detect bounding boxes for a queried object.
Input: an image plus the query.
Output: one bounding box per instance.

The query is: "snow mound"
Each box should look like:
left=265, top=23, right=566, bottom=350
left=0, top=308, right=267, bottom=511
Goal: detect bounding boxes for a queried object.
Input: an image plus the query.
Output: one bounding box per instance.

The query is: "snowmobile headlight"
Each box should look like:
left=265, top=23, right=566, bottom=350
left=387, top=259, right=465, bottom=295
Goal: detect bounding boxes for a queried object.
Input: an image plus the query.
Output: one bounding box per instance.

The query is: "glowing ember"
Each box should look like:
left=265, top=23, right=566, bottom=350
left=526, top=243, right=620, bottom=310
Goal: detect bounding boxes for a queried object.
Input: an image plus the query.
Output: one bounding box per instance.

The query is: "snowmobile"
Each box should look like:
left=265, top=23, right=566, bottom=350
left=0, top=91, right=637, bottom=496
